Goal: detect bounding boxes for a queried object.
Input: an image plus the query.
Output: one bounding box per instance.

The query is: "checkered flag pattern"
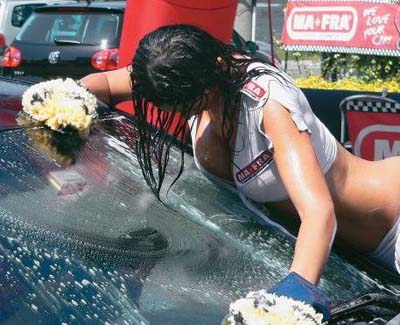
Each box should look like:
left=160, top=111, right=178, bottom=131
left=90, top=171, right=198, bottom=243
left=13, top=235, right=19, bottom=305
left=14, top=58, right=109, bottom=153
left=288, top=0, right=398, bottom=3
left=342, top=96, right=400, bottom=113
left=282, top=45, right=400, bottom=57
left=339, top=94, right=400, bottom=144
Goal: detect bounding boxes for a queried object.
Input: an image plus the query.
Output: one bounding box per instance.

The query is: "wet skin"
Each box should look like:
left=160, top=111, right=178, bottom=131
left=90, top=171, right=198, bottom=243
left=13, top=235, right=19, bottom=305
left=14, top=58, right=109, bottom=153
left=193, top=91, right=400, bottom=255
left=81, top=66, right=400, bottom=278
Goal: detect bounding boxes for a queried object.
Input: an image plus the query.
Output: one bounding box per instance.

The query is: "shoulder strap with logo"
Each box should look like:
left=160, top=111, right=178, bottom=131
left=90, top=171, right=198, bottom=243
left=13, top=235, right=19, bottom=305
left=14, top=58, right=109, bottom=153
left=241, top=79, right=269, bottom=103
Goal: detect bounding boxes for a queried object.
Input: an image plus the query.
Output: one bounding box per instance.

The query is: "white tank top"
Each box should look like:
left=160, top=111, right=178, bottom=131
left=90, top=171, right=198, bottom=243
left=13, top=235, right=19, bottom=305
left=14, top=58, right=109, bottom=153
left=190, top=62, right=338, bottom=203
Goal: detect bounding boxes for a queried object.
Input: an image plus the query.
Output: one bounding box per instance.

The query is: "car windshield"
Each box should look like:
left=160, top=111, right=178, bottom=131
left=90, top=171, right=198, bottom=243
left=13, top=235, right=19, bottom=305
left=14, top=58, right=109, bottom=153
left=16, top=11, right=123, bottom=46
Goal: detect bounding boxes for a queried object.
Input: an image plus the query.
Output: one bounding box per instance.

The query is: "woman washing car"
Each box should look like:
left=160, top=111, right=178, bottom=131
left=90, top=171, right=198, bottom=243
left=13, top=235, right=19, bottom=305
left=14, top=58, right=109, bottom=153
left=80, top=24, right=400, bottom=322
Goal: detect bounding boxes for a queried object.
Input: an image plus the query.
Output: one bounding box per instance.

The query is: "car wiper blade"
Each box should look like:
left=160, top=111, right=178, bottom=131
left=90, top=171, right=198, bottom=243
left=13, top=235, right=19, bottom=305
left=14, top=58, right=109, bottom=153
left=53, top=38, right=82, bottom=45
left=53, top=38, right=96, bottom=46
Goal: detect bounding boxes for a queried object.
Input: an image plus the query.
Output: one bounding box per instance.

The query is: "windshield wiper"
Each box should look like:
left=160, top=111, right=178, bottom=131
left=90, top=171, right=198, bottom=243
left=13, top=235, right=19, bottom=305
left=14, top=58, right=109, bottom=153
left=53, top=38, right=82, bottom=45
left=53, top=39, right=96, bottom=46
left=53, top=38, right=94, bottom=46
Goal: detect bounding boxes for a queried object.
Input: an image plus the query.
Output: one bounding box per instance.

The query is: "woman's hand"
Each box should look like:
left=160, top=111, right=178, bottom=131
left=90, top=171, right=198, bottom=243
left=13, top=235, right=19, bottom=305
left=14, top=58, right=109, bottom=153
left=263, top=99, right=337, bottom=283
left=269, top=272, right=331, bottom=322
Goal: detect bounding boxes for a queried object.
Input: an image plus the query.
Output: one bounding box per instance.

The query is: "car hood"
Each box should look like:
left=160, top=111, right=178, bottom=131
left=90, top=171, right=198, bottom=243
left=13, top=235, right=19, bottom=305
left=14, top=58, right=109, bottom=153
left=0, top=77, right=29, bottom=130
left=0, top=77, right=398, bottom=324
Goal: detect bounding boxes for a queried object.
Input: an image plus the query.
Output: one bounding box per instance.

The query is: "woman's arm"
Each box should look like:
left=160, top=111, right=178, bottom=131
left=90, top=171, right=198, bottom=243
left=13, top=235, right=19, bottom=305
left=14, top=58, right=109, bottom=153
left=263, top=99, right=337, bottom=285
left=80, top=67, right=133, bottom=106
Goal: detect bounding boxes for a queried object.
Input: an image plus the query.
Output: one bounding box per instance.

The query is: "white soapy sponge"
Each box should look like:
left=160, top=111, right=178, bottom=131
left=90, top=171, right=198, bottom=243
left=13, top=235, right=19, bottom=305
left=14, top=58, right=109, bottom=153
left=224, top=290, right=323, bottom=325
left=21, top=78, right=98, bottom=133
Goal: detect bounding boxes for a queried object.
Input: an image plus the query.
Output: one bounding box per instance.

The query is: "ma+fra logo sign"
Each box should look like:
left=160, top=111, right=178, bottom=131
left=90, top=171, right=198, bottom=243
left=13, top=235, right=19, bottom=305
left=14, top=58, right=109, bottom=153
left=286, top=6, right=358, bottom=41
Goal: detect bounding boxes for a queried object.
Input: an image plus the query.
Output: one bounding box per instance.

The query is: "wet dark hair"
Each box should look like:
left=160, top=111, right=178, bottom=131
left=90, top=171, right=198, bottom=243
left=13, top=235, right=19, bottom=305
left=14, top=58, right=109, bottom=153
left=131, top=24, right=280, bottom=199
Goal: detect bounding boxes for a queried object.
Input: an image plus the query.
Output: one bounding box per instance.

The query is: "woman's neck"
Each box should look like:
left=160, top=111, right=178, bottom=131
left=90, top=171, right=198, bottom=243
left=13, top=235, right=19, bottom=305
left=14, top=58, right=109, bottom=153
left=206, top=89, right=227, bottom=135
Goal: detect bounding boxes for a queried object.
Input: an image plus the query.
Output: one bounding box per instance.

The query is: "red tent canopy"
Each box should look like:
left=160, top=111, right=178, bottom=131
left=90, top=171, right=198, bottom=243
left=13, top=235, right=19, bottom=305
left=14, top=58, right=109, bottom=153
left=116, top=0, right=237, bottom=119
left=118, top=0, right=238, bottom=68
left=281, top=0, right=400, bottom=56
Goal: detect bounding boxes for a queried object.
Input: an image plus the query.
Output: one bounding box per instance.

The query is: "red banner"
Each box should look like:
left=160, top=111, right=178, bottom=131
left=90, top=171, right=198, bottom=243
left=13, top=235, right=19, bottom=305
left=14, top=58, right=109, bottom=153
left=281, top=0, right=400, bottom=56
left=346, top=110, right=400, bottom=160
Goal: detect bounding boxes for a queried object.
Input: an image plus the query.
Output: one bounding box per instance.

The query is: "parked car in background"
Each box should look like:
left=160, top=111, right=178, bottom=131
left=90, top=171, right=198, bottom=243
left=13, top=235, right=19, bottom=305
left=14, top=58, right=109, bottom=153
left=1, top=1, right=125, bottom=81
left=2, top=0, right=278, bottom=82
left=0, top=0, right=73, bottom=55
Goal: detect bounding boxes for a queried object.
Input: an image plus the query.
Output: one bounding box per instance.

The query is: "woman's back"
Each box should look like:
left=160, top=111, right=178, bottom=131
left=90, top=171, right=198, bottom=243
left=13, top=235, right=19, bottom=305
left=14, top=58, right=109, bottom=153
left=192, top=88, right=400, bottom=256
left=324, top=145, right=400, bottom=252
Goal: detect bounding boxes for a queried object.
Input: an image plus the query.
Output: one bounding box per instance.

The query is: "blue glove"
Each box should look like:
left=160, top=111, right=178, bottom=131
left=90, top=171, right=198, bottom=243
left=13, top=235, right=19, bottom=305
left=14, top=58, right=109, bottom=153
left=269, top=272, right=331, bottom=323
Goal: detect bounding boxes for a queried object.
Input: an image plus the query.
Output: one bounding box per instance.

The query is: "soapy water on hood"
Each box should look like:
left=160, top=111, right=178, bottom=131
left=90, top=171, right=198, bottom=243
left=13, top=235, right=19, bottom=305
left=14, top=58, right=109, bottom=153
left=0, top=116, right=395, bottom=324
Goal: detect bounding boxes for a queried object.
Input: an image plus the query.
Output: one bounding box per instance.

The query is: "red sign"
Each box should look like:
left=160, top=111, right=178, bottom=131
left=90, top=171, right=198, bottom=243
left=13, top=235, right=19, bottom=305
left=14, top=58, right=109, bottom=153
left=346, top=111, right=400, bottom=160
left=281, top=0, right=400, bottom=56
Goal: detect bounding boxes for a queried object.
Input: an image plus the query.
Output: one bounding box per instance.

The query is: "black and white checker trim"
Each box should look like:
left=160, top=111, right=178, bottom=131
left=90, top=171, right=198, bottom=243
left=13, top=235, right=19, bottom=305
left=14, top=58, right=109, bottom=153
left=282, top=45, right=400, bottom=57
left=286, top=0, right=398, bottom=4
left=339, top=94, right=400, bottom=144
left=342, top=96, right=400, bottom=113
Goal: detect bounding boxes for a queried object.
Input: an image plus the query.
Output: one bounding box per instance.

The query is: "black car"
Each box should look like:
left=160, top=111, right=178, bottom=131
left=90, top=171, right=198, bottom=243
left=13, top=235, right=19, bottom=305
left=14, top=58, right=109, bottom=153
left=0, top=76, right=400, bottom=324
left=1, top=0, right=278, bottom=82
left=1, top=1, right=125, bottom=81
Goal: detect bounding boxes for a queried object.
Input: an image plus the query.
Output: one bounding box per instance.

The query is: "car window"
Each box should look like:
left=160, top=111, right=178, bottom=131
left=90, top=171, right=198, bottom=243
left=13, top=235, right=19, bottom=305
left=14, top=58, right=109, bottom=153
left=12, top=4, right=46, bottom=27
left=16, top=11, right=122, bottom=46
left=49, top=14, right=85, bottom=40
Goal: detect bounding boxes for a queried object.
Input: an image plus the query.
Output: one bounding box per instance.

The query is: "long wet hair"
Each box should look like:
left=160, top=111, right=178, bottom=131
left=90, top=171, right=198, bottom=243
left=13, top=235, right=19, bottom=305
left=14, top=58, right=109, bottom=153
left=131, top=24, right=280, bottom=199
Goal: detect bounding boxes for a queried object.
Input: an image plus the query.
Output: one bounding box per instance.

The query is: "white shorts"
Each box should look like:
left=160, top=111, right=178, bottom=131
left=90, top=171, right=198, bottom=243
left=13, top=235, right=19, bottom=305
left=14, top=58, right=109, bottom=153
left=369, top=216, right=400, bottom=273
